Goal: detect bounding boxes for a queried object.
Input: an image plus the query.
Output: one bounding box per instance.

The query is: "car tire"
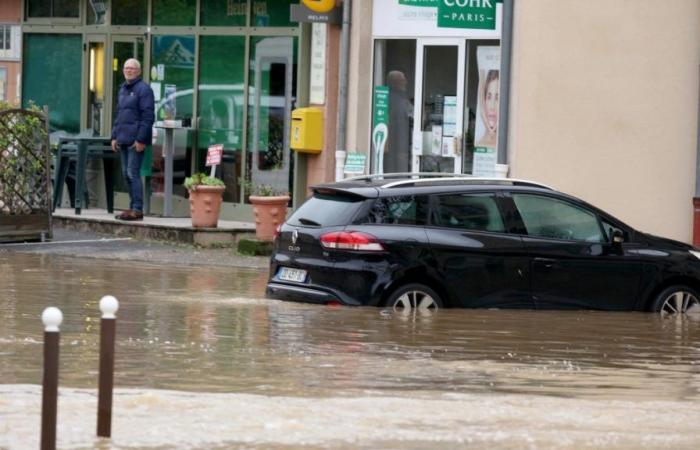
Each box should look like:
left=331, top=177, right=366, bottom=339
left=651, top=285, right=700, bottom=315
left=386, top=283, right=443, bottom=311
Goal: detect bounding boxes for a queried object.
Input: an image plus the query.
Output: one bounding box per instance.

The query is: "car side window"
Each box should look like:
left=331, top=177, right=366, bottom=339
left=601, top=219, right=625, bottom=243
left=512, top=194, right=604, bottom=242
left=433, top=193, right=505, bottom=233
left=365, top=195, right=428, bottom=225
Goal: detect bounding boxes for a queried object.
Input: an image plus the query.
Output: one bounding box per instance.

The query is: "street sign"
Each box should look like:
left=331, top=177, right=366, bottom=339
left=206, top=144, right=223, bottom=167
left=344, top=152, right=367, bottom=174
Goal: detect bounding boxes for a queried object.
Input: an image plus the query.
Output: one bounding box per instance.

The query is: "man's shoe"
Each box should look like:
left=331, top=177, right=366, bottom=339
left=115, top=210, right=132, bottom=220
left=122, top=210, right=143, bottom=221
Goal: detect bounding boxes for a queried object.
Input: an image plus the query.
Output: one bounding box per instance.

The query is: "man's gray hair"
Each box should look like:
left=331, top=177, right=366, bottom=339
left=124, top=58, right=141, bottom=70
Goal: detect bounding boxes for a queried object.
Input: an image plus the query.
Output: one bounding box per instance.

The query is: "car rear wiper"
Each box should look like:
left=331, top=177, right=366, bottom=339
left=298, top=218, right=322, bottom=226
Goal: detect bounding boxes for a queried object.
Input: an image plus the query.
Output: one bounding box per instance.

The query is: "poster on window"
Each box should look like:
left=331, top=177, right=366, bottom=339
left=473, top=46, right=500, bottom=177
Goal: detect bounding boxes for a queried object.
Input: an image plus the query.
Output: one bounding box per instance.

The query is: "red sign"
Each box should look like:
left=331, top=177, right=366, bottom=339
left=206, top=144, right=223, bottom=167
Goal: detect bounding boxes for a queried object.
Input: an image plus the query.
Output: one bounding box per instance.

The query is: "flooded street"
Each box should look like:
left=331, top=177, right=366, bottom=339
left=2, top=252, right=700, bottom=449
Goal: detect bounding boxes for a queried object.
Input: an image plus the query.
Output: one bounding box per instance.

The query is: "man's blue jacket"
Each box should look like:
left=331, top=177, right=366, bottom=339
left=111, top=77, right=155, bottom=146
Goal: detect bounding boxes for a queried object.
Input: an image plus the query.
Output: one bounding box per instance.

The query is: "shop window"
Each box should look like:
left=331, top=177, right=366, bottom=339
left=22, top=33, right=81, bottom=133
left=372, top=39, right=416, bottom=174
left=27, top=0, right=80, bottom=18
left=111, top=0, right=148, bottom=25
left=151, top=35, right=196, bottom=195
left=251, top=0, right=295, bottom=27
left=197, top=35, right=246, bottom=202
left=247, top=36, right=297, bottom=200
left=153, top=0, right=196, bottom=26
left=201, top=0, right=247, bottom=27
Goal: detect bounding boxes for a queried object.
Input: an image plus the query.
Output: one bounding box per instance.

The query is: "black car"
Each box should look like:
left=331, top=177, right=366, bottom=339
left=266, top=173, right=700, bottom=315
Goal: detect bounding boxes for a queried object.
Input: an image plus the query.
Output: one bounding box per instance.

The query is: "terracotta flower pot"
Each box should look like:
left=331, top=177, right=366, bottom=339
left=188, top=185, right=225, bottom=228
left=249, top=195, right=290, bottom=241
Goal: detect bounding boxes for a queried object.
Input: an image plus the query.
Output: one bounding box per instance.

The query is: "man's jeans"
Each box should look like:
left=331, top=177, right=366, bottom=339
left=119, top=144, right=144, bottom=212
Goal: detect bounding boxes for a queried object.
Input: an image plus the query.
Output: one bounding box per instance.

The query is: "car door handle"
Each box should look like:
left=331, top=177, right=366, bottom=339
left=534, top=257, right=558, bottom=269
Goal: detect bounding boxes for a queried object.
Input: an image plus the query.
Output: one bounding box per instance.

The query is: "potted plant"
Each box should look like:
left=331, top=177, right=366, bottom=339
left=183, top=173, right=225, bottom=228
left=247, top=183, right=290, bottom=241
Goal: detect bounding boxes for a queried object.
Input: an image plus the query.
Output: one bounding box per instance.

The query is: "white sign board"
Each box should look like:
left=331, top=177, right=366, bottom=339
left=310, top=23, right=327, bottom=105
left=372, top=0, right=501, bottom=38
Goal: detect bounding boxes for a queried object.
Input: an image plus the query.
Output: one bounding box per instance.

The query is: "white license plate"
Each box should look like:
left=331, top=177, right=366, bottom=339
left=278, top=267, right=307, bottom=282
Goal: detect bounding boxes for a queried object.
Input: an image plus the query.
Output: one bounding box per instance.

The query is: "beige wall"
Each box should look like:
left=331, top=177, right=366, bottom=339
left=0, top=0, right=21, bottom=22
left=345, top=0, right=373, bottom=158
left=509, top=0, right=700, bottom=242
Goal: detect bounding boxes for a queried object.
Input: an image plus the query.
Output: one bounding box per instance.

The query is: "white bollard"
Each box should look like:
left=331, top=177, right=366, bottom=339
left=97, top=295, right=119, bottom=438
left=41, top=307, right=63, bottom=450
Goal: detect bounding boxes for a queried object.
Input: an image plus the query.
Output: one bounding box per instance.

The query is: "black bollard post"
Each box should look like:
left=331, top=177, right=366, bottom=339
left=97, top=295, right=119, bottom=438
left=41, top=307, right=63, bottom=450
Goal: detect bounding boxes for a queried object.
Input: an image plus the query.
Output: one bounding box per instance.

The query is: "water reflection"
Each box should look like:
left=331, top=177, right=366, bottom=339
left=3, top=253, right=700, bottom=448
left=2, top=253, right=699, bottom=402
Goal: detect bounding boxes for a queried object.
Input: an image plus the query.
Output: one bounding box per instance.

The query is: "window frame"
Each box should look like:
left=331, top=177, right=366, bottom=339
left=509, top=192, right=608, bottom=243
left=25, top=0, right=82, bottom=24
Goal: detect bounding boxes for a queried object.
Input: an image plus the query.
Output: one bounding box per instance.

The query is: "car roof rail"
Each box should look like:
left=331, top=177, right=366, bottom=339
left=380, top=177, right=554, bottom=190
left=344, top=172, right=473, bottom=183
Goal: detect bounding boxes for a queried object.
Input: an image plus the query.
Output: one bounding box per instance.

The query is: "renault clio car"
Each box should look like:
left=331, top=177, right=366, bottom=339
left=266, top=174, right=700, bottom=315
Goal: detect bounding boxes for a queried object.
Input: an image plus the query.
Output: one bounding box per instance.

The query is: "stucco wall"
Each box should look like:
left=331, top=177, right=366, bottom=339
left=0, top=0, right=21, bottom=22
left=509, top=0, right=700, bottom=242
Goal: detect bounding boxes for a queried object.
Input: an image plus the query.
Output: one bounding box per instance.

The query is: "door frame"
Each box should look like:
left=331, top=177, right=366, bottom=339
left=412, top=38, right=466, bottom=175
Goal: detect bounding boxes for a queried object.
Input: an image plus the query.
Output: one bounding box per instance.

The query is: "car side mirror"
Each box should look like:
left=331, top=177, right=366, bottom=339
left=611, top=229, right=625, bottom=245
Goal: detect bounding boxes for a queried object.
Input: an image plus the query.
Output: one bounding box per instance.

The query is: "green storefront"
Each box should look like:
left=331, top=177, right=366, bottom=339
left=21, top=0, right=307, bottom=219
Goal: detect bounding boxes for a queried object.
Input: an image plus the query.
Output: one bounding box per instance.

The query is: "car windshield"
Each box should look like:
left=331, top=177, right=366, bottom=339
left=287, top=192, right=366, bottom=227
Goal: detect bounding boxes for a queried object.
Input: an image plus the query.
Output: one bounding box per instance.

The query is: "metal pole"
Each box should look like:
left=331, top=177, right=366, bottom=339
left=41, top=307, right=63, bottom=450
left=97, top=295, right=119, bottom=438
left=163, top=128, right=174, bottom=217
left=497, top=0, right=514, bottom=166
left=335, top=0, right=352, bottom=180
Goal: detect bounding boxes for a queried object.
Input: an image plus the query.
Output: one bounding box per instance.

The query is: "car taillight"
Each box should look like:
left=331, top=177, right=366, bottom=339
left=273, top=224, right=281, bottom=241
left=320, top=231, right=385, bottom=252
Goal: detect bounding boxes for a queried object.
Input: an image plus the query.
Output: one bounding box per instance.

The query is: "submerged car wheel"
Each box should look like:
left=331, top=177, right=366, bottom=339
left=387, top=284, right=443, bottom=311
left=652, top=285, right=700, bottom=315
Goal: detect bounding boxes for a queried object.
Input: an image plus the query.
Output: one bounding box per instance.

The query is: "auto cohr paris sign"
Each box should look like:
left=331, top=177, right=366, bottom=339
left=438, top=0, right=499, bottom=29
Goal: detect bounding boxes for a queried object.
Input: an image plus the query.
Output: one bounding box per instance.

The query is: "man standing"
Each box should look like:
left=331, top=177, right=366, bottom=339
left=111, top=58, right=154, bottom=221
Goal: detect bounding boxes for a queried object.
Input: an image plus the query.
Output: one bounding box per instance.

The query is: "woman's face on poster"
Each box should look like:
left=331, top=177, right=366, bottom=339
left=484, top=78, right=499, bottom=132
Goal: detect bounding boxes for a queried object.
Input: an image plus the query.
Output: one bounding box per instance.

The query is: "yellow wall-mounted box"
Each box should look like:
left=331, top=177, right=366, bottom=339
left=290, top=107, right=323, bottom=153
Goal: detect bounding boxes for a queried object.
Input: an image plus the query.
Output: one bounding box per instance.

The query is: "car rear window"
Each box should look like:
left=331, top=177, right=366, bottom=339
left=287, top=192, right=366, bottom=227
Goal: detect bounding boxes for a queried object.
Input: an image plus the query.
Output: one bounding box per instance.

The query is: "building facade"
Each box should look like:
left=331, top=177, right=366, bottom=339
left=18, top=1, right=700, bottom=242
left=0, top=0, right=22, bottom=105
left=343, top=0, right=700, bottom=243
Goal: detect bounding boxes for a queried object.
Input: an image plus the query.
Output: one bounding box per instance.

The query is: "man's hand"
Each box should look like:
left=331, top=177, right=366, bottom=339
left=111, top=139, right=118, bottom=152
left=135, top=142, right=146, bottom=152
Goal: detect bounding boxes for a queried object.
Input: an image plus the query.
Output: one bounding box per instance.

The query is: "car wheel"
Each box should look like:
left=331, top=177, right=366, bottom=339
left=387, top=284, right=443, bottom=311
left=652, top=285, right=700, bottom=315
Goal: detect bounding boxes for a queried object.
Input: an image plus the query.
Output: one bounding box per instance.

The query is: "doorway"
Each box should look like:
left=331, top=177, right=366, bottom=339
left=412, top=39, right=466, bottom=174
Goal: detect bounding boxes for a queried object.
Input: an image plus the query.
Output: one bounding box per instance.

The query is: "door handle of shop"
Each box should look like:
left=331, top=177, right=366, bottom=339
left=534, top=257, right=557, bottom=268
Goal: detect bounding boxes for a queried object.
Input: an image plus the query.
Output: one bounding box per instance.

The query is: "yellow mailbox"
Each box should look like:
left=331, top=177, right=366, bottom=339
left=290, top=107, right=323, bottom=153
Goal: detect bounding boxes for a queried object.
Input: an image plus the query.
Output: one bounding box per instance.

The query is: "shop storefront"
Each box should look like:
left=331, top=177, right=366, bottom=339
left=370, top=0, right=502, bottom=176
left=21, top=0, right=302, bottom=219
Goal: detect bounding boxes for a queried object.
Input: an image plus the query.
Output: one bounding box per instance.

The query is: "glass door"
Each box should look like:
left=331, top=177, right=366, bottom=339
left=412, top=39, right=466, bottom=174
left=85, top=34, right=107, bottom=135
left=109, top=36, right=146, bottom=130
left=247, top=36, right=296, bottom=200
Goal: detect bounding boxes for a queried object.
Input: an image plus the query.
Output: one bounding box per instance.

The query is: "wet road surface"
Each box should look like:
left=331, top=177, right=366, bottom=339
left=1, top=252, right=699, bottom=449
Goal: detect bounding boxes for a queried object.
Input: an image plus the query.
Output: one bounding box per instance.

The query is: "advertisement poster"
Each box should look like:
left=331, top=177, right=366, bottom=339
left=372, top=86, right=389, bottom=174
left=442, top=96, right=457, bottom=137
left=473, top=46, right=500, bottom=177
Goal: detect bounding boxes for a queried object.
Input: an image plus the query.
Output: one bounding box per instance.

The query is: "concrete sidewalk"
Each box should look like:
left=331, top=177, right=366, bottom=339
left=0, top=227, right=270, bottom=270
left=53, top=207, right=257, bottom=247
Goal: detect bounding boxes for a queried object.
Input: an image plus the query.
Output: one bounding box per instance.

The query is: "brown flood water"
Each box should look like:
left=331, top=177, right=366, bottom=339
left=1, top=252, right=699, bottom=449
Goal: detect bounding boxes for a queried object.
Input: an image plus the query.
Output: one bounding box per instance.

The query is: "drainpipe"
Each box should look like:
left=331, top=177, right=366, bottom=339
left=496, top=0, right=514, bottom=173
left=335, top=0, right=352, bottom=181
left=693, top=63, right=700, bottom=246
